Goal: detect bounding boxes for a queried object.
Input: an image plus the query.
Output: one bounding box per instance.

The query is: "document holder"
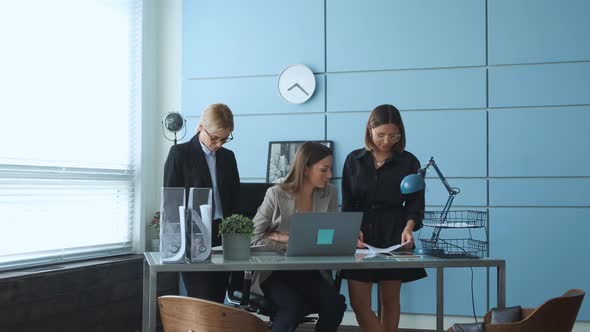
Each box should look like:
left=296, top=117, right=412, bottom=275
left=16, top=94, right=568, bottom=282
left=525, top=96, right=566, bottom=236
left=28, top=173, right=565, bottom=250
left=160, top=187, right=186, bottom=264
left=186, top=187, right=213, bottom=262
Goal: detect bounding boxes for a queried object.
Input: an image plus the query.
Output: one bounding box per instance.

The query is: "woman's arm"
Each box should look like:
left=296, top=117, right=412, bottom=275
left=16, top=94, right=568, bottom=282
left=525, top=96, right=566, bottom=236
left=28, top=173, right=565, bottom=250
left=403, top=156, right=425, bottom=232
left=251, top=187, right=288, bottom=249
left=227, top=150, right=241, bottom=215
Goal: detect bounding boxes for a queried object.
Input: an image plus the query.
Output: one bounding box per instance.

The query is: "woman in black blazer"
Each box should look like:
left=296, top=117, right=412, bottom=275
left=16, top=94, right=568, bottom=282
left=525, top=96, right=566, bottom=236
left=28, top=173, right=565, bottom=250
left=163, top=103, right=240, bottom=303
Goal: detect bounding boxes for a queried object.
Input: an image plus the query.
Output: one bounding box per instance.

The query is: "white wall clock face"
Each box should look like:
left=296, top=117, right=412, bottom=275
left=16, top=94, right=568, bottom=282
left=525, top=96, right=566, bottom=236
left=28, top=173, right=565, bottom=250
left=278, top=64, right=316, bottom=104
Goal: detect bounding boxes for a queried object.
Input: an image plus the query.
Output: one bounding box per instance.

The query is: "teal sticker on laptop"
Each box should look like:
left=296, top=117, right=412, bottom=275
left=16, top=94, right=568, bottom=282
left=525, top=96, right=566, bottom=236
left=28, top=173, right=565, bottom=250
left=317, top=229, right=335, bottom=245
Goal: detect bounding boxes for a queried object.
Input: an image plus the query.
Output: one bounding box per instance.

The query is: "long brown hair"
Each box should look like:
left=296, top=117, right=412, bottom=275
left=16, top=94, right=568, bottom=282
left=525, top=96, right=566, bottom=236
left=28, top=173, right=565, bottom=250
left=364, top=104, right=406, bottom=153
left=280, top=142, right=332, bottom=194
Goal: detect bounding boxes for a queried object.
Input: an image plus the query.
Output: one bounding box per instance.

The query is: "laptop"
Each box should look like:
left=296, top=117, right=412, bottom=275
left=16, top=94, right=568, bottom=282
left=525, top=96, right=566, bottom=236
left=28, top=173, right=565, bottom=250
left=287, top=212, right=363, bottom=256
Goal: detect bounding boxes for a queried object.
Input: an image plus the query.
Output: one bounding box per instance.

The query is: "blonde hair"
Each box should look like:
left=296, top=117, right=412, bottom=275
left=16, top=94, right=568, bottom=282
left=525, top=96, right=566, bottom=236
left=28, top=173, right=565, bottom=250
left=280, top=142, right=332, bottom=194
left=364, top=104, right=406, bottom=153
left=199, top=103, right=234, bottom=132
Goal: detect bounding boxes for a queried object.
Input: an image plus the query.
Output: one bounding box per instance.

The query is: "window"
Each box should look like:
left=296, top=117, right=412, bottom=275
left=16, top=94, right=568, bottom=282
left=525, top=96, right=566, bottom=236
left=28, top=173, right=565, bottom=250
left=0, top=0, right=142, bottom=270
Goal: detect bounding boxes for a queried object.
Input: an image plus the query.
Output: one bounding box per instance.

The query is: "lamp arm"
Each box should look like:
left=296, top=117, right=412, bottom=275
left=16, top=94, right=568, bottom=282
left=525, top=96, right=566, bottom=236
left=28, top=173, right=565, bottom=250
left=423, top=157, right=460, bottom=244
left=428, top=157, right=460, bottom=196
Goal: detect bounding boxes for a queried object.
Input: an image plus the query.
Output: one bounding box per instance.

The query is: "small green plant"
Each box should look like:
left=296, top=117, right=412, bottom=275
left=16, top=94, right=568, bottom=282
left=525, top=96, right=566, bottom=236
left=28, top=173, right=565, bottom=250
left=147, top=211, right=160, bottom=238
left=219, top=214, right=254, bottom=236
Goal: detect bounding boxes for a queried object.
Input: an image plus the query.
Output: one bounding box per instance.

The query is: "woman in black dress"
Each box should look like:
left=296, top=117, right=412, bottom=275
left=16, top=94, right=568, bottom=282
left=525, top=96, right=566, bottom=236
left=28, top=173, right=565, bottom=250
left=341, top=104, right=426, bottom=332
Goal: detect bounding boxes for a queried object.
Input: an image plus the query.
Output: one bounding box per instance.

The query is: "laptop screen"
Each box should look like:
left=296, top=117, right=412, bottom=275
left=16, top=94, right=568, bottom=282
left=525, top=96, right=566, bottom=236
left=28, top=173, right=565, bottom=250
left=287, top=212, right=363, bottom=256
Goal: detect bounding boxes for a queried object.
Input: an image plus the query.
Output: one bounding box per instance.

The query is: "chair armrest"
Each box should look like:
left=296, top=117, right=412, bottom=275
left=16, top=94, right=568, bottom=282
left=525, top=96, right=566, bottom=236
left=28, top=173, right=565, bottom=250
left=521, top=308, right=535, bottom=319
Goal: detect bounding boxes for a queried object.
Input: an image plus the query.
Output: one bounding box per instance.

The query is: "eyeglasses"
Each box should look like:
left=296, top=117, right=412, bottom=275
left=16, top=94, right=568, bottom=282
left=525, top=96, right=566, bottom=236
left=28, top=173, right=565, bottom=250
left=203, top=128, right=233, bottom=144
left=372, top=131, right=401, bottom=142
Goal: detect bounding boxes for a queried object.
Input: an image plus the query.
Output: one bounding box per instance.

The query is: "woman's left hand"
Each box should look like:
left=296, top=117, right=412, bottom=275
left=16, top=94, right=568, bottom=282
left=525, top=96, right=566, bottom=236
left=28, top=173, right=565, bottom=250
left=266, top=231, right=289, bottom=243
left=401, top=226, right=414, bottom=247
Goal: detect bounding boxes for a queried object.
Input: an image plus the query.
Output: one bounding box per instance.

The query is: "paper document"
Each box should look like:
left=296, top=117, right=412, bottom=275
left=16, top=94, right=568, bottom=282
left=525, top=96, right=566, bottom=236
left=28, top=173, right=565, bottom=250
left=364, top=241, right=410, bottom=254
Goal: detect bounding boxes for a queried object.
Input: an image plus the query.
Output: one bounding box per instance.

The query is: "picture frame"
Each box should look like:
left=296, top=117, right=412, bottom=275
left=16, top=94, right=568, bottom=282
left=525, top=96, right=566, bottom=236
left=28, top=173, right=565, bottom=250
left=266, top=140, right=334, bottom=183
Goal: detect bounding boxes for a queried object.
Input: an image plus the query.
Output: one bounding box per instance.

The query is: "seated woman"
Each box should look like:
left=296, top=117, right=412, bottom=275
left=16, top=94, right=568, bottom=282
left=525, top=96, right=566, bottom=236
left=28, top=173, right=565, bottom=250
left=251, top=142, right=347, bottom=332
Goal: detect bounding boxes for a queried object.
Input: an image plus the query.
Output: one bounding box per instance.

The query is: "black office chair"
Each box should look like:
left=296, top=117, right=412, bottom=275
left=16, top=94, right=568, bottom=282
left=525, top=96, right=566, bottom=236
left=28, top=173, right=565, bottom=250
left=226, top=182, right=275, bottom=316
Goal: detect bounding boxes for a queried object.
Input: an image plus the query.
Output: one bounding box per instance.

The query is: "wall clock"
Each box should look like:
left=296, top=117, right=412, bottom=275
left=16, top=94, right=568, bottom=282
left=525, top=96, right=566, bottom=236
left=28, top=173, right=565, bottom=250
left=277, top=64, right=316, bottom=104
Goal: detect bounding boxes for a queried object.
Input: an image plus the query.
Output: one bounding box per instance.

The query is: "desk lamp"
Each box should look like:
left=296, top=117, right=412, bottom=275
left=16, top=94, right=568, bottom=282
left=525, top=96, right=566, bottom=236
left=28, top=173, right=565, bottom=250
left=162, top=112, right=186, bottom=145
left=400, top=157, right=460, bottom=256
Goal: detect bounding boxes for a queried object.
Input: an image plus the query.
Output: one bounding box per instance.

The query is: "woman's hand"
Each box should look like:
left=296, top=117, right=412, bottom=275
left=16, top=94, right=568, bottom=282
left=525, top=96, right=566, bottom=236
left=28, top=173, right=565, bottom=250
left=401, top=225, right=415, bottom=247
left=357, top=230, right=366, bottom=248
left=266, top=231, right=289, bottom=243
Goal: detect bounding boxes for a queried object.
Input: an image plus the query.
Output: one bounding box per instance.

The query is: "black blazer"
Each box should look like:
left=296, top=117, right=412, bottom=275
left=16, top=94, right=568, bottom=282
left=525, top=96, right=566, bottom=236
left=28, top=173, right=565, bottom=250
left=163, top=133, right=240, bottom=220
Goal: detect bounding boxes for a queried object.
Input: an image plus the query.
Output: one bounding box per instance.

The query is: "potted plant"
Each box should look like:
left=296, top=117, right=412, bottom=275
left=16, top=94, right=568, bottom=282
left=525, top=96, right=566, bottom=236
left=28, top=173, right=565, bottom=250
left=147, top=211, right=160, bottom=251
left=219, top=214, right=254, bottom=260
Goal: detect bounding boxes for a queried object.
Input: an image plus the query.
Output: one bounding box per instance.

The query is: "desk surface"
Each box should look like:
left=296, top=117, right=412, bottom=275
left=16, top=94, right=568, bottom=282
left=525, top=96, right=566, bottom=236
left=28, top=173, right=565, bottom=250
left=145, top=251, right=505, bottom=271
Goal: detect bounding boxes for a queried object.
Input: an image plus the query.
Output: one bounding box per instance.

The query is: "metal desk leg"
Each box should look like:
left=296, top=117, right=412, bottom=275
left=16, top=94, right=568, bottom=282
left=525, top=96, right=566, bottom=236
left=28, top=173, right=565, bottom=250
left=497, top=262, right=506, bottom=308
left=142, top=260, right=158, bottom=332
left=436, top=267, right=444, bottom=332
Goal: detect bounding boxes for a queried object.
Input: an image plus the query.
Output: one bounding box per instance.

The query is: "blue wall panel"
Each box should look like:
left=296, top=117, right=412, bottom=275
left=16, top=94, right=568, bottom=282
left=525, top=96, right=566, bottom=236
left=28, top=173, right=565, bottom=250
left=183, top=0, right=325, bottom=78
left=327, top=68, right=486, bottom=112
left=489, top=63, right=590, bottom=108
left=232, top=114, right=325, bottom=179
left=404, top=111, right=487, bottom=178
left=182, top=116, right=199, bottom=143
left=489, top=107, right=590, bottom=177
left=488, top=0, right=590, bottom=65
left=490, top=179, right=590, bottom=207
left=182, top=75, right=326, bottom=115
left=490, top=208, right=590, bottom=320
left=327, top=0, right=485, bottom=71
left=425, top=179, right=487, bottom=207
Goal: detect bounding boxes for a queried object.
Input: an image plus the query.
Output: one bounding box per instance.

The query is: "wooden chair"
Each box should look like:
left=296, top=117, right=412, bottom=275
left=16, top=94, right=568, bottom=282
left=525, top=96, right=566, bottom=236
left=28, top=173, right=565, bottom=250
left=447, top=289, right=585, bottom=332
left=158, top=295, right=268, bottom=332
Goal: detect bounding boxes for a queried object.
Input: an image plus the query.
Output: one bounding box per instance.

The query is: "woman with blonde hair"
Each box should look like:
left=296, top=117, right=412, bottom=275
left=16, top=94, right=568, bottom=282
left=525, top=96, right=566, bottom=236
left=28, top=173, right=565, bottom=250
left=163, top=103, right=240, bottom=303
left=251, top=142, right=346, bottom=332
left=341, top=104, right=426, bottom=332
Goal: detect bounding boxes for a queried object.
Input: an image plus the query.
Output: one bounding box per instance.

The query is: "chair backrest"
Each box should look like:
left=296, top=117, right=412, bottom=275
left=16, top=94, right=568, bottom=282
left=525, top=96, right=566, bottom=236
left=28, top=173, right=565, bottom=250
left=235, top=182, right=274, bottom=220
left=158, top=295, right=268, bottom=332
left=484, top=289, right=585, bottom=332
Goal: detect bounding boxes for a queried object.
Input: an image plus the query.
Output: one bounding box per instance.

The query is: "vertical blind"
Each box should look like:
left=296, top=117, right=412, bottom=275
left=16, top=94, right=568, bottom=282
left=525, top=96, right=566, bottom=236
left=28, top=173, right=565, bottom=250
left=0, top=0, right=142, bottom=270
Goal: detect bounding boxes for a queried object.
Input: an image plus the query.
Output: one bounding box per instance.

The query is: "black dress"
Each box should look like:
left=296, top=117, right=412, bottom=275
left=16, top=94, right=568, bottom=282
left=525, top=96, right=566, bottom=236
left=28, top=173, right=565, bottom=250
left=341, top=148, right=427, bottom=283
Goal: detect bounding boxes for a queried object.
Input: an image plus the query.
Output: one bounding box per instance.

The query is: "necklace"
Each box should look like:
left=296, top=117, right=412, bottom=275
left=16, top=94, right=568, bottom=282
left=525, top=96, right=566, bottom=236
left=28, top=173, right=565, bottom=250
left=373, top=152, right=391, bottom=167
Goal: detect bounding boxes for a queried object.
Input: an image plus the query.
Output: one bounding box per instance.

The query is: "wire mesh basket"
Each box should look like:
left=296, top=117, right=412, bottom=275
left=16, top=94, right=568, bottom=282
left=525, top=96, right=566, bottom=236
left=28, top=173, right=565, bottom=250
left=419, top=210, right=488, bottom=258
left=423, top=210, right=487, bottom=228
left=420, top=238, right=488, bottom=258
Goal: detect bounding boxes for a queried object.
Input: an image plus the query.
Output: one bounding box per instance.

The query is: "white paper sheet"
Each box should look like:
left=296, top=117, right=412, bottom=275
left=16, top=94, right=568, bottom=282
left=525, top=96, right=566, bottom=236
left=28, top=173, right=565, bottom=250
left=199, top=204, right=212, bottom=236
left=364, top=241, right=410, bottom=254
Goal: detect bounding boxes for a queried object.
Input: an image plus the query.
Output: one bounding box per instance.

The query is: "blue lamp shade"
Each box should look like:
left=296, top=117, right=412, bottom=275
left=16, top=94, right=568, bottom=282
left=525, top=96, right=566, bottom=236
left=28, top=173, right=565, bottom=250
left=400, top=173, right=426, bottom=194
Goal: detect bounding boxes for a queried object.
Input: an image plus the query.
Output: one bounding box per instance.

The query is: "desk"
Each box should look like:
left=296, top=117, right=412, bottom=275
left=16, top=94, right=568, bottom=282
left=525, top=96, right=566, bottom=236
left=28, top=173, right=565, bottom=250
left=143, top=252, right=505, bottom=332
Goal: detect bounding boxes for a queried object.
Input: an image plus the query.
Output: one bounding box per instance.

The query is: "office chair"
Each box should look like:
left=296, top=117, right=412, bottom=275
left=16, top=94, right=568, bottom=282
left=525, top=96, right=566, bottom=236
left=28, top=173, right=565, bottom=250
left=158, top=295, right=267, bottom=332
left=226, top=182, right=276, bottom=315
left=447, top=289, right=585, bottom=332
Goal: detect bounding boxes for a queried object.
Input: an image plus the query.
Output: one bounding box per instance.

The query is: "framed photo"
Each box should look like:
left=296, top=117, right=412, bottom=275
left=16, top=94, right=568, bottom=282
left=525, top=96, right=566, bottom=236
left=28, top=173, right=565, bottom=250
left=266, top=140, right=334, bottom=183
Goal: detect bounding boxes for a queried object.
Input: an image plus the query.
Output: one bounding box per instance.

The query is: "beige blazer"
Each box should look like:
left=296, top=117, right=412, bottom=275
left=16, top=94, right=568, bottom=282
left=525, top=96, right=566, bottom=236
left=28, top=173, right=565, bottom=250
left=250, top=183, right=339, bottom=295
